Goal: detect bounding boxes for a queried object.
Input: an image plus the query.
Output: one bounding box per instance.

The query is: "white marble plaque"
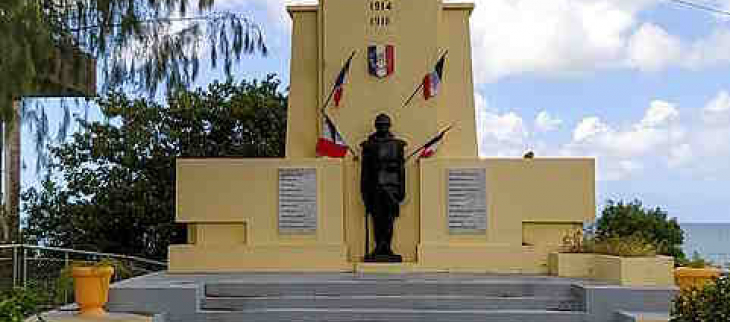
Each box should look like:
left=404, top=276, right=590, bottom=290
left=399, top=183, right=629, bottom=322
left=278, top=168, right=317, bottom=234
left=447, top=169, right=487, bottom=234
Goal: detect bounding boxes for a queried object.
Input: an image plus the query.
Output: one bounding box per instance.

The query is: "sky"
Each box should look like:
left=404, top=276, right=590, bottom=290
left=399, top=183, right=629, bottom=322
left=21, top=0, right=730, bottom=223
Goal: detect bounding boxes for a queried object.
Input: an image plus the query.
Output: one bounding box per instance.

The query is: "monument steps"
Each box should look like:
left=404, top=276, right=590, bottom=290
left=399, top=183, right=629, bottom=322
left=199, top=308, right=588, bottom=322
left=204, top=280, right=580, bottom=298
left=202, top=295, right=581, bottom=311
left=199, top=279, right=587, bottom=321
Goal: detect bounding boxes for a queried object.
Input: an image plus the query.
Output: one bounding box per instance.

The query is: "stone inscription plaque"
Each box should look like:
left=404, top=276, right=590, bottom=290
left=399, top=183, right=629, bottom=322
left=447, top=169, right=487, bottom=234
left=278, top=168, right=317, bottom=234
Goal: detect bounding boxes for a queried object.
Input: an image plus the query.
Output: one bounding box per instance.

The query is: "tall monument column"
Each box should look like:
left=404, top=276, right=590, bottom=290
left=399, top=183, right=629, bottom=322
left=286, top=0, right=478, bottom=159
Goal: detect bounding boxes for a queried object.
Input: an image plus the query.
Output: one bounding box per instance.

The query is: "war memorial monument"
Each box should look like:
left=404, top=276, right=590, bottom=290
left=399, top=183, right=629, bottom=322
left=96, top=1, right=678, bottom=321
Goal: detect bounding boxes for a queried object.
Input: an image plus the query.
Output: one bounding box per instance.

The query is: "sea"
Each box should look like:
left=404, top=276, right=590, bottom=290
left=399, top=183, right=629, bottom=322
left=682, top=223, right=730, bottom=268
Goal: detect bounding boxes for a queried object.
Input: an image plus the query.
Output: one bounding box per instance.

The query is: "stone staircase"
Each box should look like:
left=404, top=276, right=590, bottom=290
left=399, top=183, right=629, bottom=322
left=199, top=276, right=588, bottom=322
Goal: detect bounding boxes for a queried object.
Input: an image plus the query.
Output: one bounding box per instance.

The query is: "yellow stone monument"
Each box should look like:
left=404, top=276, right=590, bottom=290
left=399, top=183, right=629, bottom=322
left=169, top=0, right=595, bottom=273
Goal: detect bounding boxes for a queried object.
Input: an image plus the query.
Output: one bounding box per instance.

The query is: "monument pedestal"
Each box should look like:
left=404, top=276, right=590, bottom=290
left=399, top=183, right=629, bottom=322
left=363, top=253, right=403, bottom=263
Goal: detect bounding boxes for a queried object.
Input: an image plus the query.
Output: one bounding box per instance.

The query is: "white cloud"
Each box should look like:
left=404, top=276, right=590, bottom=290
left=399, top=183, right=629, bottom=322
left=668, top=144, right=693, bottom=168
left=475, top=93, right=529, bottom=157
left=563, top=99, right=686, bottom=180
left=626, top=23, right=683, bottom=72
left=702, top=90, right=730, bottom=125
left=685, top=29, right=730, bottom=68
left=469, top=0, right=659, bottom=82
left=641, top=100, right=680, bottom=128
left=573, top=117, right=609, bottom=142
left=467, top=0, right=730, bottom=81
left=535, top=111, right=563, bottom=132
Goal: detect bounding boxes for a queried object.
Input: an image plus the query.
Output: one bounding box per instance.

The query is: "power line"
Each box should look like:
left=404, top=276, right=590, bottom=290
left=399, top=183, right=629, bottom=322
left=667, top=0, right=730, bottom=17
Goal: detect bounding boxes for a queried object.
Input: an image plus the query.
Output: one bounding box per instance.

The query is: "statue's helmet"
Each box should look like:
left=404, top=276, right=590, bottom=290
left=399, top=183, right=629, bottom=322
left=374, top=113, right=392, bottom=128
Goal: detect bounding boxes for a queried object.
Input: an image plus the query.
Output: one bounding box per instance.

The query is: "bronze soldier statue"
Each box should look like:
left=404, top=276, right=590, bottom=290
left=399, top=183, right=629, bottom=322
left=360, top=113, right=407, bottom=262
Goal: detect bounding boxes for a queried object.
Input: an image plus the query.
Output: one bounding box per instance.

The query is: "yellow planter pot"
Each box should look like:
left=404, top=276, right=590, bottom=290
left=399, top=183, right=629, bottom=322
left=675, top=267, right=720, bottom=292
left=71, top=266, right=115, bottom=317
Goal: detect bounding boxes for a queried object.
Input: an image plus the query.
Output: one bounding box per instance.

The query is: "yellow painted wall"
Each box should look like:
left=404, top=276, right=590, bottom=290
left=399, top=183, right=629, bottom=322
left=285, top=0, right=478, bottom=159
left=437, top=6, right=478, bottom=157
left=417, top=158, right=595, bottom=273
left=523, top=222, right=582, bottom=248
left=170, top=159, right=350, bottom=272
left=551, top=253, right=675, bottom=286
left=286, top=7, right=319, bottom=158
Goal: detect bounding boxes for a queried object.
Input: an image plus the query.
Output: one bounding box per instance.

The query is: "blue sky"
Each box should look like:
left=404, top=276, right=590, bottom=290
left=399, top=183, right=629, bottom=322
left=21, top=0, right=730, bottom=223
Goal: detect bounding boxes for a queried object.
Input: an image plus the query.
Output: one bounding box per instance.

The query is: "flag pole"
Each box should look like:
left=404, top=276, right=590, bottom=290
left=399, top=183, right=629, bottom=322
left=401, top=83, right=424, bottom=109
left=320, top=50, right=357, bottom=113
left=402, top=50, right=449, bottom=109
left=405, top=124, right=454, bottom=162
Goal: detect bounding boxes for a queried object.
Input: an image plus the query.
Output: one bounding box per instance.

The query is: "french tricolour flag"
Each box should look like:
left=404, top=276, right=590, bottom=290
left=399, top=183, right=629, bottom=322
left=423, top=53, right=447, bottom=100
left=333, top=54, right=354, bottom=107
left=419, top=126, right=452, bottom=159
left=316, top=115, right=349, bottom=158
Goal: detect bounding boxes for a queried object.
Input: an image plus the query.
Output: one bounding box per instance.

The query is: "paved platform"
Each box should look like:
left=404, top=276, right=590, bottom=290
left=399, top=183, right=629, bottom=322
left=27, top=311, right=154, bottom=322
left=106, top=272, right=678, bottom=322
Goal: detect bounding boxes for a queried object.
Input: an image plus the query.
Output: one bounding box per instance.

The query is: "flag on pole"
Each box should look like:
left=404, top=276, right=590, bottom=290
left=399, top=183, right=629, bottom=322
left=423, top=53, right=447, bottom=100
left=316, top=115, right=349, bottom=158
left=333, top=54, right=355, bottom=107
left=419, top=126, right=452, bottom=159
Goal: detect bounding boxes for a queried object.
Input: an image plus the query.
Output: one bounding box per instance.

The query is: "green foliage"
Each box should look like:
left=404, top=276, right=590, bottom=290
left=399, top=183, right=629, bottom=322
left=677, top=252, right=714, bottom=269
left=596, top=200, right=685, bottom=260
left=560, top=229, right=657, bottom=257
left=591, top=234, right=657, bottom=257
left=0, top=0, right=267, bottom=116
left=54, top=258, right=133, bottom=300
left=22, top=77, right=287, bottom=259
left=560, top=229, right=591, bottom=253
left=671, top=277, right=730, bottom=321
left=0, top=287, right=43, bottom=322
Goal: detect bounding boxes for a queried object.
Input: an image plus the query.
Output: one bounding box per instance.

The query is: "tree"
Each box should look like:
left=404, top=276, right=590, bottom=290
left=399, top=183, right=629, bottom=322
left=22, top=77, right=287, bottom=259
left=1, top=0, right=267, bottom=244
left=1, top=0, right=266, bottom=106
left=595, top=199, right=685, bottom=261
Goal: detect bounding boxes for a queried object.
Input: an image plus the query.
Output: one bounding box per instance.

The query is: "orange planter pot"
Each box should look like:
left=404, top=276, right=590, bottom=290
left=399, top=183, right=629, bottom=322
left=71, top=266, right=115, bottom=317
left=674, top=267, right=721, bottom=292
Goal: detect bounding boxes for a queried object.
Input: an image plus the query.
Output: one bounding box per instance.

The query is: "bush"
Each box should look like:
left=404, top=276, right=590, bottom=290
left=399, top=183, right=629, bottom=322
left=591, top=234, right=657, bottom=257
left=0, top=287, right=42, bottom=322
left=560, top=229, right=657, bottom=257
left=560, top=229, right=590, bottom=253
left=677, top=252, right=714, bottom=269
left=671, top=277, right=730, bottom=321
left=596, top=200, right=685, bottom=261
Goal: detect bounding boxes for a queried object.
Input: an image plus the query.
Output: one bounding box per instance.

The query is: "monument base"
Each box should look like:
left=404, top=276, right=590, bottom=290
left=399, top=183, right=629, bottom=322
left=29, top=312, right=152, bottom=322
left=106, top=272, right=678, bottom=322
left=364, top=253, right=403, bottom=263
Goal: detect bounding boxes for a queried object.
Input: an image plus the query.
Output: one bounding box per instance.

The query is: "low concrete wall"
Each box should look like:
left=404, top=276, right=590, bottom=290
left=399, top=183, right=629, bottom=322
left=550, top=253, right=675, bottom=287
left=548, top=253, right=594, bottom=278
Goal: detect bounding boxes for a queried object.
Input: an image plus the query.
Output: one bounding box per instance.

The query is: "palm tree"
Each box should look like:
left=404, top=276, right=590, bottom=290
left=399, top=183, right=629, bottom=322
left=0, top=0, right=268, bottom=243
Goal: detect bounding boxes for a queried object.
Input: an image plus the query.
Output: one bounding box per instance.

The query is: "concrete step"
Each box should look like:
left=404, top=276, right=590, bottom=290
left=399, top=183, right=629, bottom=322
left=616, top=311, right=670, bottom=322
left=202, top=295, right=582, bottom=311
left=205, top=281, right=577, bottom=298
left=201, top=308, right=589, bottom=322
